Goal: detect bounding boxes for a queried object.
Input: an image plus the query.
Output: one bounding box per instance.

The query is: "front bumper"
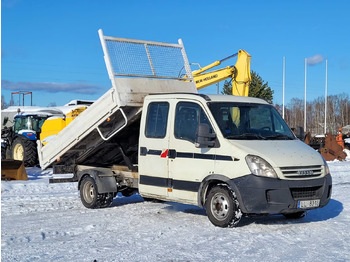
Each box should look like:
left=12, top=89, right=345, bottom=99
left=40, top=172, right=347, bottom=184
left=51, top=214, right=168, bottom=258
left=228, top=174, right=332, bottom=214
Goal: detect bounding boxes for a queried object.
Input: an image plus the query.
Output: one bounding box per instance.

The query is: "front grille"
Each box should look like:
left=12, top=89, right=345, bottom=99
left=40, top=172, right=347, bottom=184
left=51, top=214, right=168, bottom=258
left=290, top=186, right=322, bottom=199
left=280, top=165, right=322, bottom=178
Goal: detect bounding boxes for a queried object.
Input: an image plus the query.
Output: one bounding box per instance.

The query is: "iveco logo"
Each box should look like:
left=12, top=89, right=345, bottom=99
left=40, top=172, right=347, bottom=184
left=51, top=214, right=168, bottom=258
left=297, top=170, right=314, bottom=176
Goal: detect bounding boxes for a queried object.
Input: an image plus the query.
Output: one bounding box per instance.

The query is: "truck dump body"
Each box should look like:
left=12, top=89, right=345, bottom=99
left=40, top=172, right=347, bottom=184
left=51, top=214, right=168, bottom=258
left=38, top=29, right=196, bottom=170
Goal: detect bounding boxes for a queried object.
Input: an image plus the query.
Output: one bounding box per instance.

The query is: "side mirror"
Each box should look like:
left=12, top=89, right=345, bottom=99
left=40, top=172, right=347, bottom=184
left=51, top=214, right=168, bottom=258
left=195, top=123, right=216, bottom=148
left=293, top=126, right=304, bottom=140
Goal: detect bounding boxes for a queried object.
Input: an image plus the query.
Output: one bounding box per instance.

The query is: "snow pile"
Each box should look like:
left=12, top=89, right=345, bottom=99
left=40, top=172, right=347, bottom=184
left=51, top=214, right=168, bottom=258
left=344, top=148, right=350, bottom=161
left=1, top=162, right=350, bottom=262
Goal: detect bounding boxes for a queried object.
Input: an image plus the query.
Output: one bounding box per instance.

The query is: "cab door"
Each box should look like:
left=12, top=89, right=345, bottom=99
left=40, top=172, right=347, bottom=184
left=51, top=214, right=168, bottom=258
left=167, top=101, right=216, bottom=204
left=138, top=101, right=170, bottom=198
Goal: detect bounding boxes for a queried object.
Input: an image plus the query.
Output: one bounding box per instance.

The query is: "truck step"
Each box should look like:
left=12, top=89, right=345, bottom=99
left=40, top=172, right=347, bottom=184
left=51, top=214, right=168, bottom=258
left=49, top=177, right=78, bottom=183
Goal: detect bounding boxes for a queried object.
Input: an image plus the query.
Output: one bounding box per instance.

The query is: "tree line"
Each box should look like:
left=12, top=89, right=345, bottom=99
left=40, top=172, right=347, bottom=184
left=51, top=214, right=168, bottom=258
left=276, top=93, right=350, bottom=135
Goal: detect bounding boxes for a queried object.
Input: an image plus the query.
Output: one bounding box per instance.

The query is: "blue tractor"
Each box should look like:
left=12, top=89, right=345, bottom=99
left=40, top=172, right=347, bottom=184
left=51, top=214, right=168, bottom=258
left=2, top=111, right=60, bottom=167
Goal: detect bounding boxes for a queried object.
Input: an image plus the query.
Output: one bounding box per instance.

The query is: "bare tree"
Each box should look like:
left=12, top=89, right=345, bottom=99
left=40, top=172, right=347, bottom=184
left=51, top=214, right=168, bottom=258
left=1, top=95, right=8, bottom=109
left=279, top=93, right=350, bottom=135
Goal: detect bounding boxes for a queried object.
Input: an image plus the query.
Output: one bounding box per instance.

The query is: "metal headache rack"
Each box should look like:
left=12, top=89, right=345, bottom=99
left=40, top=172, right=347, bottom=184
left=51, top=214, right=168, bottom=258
left=102, top=32, right=192, bottom=80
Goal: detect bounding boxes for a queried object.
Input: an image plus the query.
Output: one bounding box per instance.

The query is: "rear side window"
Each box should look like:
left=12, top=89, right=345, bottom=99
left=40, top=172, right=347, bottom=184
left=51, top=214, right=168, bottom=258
left=145, top=102, right=169, bottom=138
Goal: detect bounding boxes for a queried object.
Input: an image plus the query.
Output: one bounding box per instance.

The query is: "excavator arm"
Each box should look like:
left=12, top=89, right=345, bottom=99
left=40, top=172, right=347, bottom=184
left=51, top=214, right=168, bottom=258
left=193, top=50, right=251, bottom=96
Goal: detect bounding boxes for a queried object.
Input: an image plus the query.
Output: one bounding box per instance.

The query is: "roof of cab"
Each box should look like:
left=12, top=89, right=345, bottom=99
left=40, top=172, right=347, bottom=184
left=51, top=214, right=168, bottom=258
left=145, top=93, right=270, bottom=105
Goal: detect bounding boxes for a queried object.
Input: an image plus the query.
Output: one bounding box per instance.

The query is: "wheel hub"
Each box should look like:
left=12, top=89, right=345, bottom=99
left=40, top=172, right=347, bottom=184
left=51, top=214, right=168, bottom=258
left=83, top=181, right=95, bottom=204
left=13, top=144, right=24, bottom=160
left=211, top=193, right=229, bottom=221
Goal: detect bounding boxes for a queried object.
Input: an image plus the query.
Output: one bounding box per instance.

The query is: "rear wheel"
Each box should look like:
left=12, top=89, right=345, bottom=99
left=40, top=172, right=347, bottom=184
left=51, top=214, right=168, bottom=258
left=11, top=137, right=38, bottom=167
left=80, top=176, right=113, bottom=208
left=205, top=184, right=242, bottom=228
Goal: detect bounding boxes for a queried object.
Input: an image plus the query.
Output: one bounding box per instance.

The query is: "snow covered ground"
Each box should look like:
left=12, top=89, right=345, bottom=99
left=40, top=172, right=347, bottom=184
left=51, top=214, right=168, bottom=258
left=1, top=161, right=350, bottom=262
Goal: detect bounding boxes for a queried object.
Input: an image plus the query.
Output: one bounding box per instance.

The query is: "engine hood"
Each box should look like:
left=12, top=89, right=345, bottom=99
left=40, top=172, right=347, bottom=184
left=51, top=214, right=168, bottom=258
left=230, top=139, right=324, bottom=167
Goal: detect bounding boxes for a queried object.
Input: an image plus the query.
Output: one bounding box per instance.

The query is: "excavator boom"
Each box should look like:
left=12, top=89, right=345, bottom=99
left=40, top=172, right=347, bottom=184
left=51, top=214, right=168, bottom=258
left=194, top=66, right=236, bottom=90
left=193, top=50, right=251, bottom=96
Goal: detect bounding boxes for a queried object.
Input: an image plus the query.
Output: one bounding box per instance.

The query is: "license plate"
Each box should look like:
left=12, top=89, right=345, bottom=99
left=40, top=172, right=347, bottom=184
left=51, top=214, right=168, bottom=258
left=298, top=199, right=320, bottom=208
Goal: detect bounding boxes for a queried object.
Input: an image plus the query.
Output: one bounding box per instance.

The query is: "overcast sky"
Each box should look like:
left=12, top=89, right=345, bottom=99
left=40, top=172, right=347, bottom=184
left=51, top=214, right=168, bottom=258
left=2, top=0, right=349, bottom=106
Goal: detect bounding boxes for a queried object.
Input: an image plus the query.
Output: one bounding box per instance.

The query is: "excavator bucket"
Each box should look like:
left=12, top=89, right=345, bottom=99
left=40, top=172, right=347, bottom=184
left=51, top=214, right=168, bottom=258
left=1, top=159, right=28, bottom=181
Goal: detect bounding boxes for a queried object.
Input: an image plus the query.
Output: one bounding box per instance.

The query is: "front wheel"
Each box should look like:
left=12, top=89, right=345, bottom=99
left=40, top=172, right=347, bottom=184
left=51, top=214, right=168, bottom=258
left=205, top=184, right=242, bottom=228
left=11, top=137, right=38, bottom=167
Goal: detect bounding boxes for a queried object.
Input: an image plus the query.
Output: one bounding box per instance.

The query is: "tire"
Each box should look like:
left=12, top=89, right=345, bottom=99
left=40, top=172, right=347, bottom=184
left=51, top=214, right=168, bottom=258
left=283, top=211, right=306, bottom=219
left=205, top=184, right=242, bottom=228
left=98, top=193, right=114, bottom=208
left=120, top=188, right=136, bottom=197
left=1, top=146, right=5, bottom=160
left=11, top=137, right=38, bottom=167
left=80, top=176, right=113, bottom=209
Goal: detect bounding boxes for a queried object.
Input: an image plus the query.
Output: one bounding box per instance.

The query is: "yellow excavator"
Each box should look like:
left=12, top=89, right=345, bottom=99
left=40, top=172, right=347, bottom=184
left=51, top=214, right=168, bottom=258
left=192, top=49, right=251, bottom=96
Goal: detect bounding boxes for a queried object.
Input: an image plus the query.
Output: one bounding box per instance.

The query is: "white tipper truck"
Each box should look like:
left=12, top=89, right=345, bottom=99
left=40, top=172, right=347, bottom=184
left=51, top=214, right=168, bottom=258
left=38, top=30, right=332, bottom=227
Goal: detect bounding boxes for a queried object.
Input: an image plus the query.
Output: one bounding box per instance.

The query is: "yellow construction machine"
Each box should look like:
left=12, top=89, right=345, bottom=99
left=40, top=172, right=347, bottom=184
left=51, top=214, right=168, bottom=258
left=40, top=106, right=87, bottom=145
left=192, top=49, right=251, bottom=96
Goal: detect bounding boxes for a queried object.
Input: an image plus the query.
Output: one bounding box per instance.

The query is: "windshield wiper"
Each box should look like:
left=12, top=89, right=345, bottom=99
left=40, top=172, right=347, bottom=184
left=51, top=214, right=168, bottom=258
left=265, top=134, right=294, bottom=140
left=226, top=133, right=266, bottom=140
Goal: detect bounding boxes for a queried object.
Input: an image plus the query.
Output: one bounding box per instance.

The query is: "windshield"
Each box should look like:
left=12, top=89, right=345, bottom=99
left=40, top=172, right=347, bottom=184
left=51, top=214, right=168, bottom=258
left=209, top=102, right=295, bottom=140
left=14, top=116, right=48, bottom=133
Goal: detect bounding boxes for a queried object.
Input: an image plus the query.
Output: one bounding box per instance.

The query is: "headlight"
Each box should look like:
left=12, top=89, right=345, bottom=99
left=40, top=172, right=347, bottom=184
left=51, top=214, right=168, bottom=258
left=245, top=155, right=277, bottom=178
left=322, top=157, right=330, bottom=175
